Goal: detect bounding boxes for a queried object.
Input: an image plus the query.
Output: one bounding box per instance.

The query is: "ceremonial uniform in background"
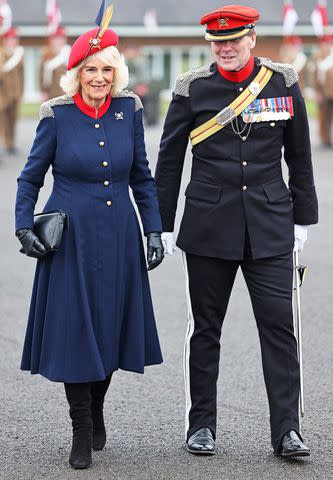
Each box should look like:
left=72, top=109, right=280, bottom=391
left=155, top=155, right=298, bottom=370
left=156, top=5, right=318, bottom=453
left=312, top=38, right=333, bottom=146
left=0, top=28, right=24, bottom=153
left=280, top=36, right=307, bottom=93
left=0, top=40, right=8, bottom=151
left=39, top=27, right=70, bottom=101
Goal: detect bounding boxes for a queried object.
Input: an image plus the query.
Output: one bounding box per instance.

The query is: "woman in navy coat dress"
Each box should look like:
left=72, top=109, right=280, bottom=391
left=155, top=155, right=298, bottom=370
left=15, top=20, right=164, bottom=469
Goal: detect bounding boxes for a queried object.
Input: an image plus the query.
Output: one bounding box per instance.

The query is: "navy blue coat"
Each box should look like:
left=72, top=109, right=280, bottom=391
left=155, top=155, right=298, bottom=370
left=155, top=58, right=318, bottom=260
left=15, top=93, right=163, bottom=382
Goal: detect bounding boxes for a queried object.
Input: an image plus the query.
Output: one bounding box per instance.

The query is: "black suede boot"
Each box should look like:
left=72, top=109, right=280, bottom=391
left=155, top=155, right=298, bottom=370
left=64, top=382, right=93, bottom=469
left=91, top=374, right=112, bottom=451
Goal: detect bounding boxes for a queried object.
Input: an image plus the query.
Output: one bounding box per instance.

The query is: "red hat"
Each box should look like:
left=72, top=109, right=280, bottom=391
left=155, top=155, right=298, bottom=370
left=200, top=4, right=260, bottom=42
left=67, top=27, right=118, bottom=70
left=3, top=27, right=18, bottom=39
left=285, top=35, right=303, bottom=46
left=50, top=26, right=66, bottom=38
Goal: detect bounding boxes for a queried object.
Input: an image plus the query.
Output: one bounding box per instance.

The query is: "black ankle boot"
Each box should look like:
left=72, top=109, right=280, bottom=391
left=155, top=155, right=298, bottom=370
left=91, top=374, right=112, bottom=451
left=64, top=383, right=93, bottom=469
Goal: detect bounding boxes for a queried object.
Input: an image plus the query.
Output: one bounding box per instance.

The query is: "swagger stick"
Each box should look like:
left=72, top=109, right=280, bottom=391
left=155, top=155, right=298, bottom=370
left=293, top=250, right=307, bottom=418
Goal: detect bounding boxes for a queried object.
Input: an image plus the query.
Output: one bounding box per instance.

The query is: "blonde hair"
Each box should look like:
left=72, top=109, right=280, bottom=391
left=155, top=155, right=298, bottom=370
left=60, top=45, right=129, bottom=97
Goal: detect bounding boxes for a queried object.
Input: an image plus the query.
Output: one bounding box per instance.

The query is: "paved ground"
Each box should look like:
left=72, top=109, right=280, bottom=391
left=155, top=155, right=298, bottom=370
left=0, top=114, right=332, bottom=480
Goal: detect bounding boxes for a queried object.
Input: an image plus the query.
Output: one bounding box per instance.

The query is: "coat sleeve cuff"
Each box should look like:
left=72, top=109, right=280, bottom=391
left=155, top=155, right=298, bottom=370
left=293, top=205, right=318, bottom=225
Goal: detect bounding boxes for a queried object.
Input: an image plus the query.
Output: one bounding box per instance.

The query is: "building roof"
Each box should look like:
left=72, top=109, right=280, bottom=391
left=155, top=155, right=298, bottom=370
left=8, top=0, right=333, bottom=35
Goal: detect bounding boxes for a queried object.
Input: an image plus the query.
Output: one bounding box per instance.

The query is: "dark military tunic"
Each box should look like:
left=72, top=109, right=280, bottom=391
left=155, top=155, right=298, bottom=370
left=156, top=57, right=318, bottom=259
left=15, top=93, right=163, bottom=382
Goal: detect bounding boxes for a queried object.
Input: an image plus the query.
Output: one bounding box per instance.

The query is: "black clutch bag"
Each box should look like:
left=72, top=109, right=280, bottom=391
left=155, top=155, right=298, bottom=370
left=20, top=210, right=68, bottom=254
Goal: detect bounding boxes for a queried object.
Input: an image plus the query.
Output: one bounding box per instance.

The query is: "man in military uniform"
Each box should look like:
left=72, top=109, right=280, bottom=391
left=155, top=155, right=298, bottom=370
left=280, top=36, right=307, bottom=93
left=0, top=30, right=8, bottom=159
left=155, top=5, right=318, bottom=457
left=39, top=26, right=70, bottom=101
left=311, top=36, right=333, bottom=147
left=0, top=27, right=24, bottom=154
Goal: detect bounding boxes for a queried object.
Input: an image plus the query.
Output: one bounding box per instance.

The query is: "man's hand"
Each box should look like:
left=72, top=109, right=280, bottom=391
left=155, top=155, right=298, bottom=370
left=294, top=225, right=309, bottom=252
left=161, top=232, right=177, bottom=256
left=16, top=228, right=47, bottom=259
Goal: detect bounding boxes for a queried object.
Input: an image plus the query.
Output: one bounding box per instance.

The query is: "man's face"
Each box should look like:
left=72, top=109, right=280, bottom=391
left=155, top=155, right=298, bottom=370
left=4, top=37, right=19, bottom=51
left=211, top=34, right=256, bottom=71
left=50, top=35, right=66, bottom=54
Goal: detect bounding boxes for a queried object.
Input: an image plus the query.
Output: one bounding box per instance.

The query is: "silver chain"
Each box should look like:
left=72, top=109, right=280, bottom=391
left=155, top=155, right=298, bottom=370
left=231, top=113, right=254, bottom=141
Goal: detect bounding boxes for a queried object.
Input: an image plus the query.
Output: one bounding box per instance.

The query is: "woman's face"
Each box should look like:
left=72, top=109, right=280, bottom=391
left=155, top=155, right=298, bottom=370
left=79, top=56, right=115, bottom=103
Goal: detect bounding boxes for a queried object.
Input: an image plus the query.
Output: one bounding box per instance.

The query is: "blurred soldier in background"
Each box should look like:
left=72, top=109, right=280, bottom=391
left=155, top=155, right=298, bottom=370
left=0, top=27, right=23, bottom=154
left=39, top=26, right=70, bottom=101
left=0, top=37, right=5, bottom=160
left=280, top=36, right=307, bottom=92
left=311, top=36, right=333, bottom=147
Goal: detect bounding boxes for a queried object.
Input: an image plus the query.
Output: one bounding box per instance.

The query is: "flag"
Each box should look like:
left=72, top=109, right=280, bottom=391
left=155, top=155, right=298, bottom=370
left=46, top=0, right=62, bottom=35
left=143, top=9, right=158, bottom=32
left=311, top=0, right=328, bottom=37
left=282, top=1, right=299, bottom=36
left=0, top=0, right=13, bottom=34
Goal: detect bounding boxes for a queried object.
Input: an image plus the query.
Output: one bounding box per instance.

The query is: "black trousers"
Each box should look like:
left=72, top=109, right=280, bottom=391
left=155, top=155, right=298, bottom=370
left=183, top=251, right=300, bottom=449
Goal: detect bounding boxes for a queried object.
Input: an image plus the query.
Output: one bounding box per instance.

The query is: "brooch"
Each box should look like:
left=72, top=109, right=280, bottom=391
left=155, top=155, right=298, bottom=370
left=115, top=112, right=124, bottom=120
left=89, top=37, right=101, bottom=50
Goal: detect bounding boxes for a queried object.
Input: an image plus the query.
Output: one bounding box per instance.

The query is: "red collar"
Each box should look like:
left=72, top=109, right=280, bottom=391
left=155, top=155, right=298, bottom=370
left=217, top=55, right=255, bottom=83
left=73, top=92, right=111, bottom=119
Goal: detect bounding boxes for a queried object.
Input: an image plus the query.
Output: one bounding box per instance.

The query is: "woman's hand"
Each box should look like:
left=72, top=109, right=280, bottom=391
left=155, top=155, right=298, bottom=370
left=146, top=232, right=164, bottom=271
left=16, top=229, right=47, bottom=259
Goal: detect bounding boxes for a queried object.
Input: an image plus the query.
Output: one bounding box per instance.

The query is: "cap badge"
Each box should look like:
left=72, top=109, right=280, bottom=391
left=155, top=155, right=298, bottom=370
left=218, top=18, right=229, bottom=28
left=89, top=36, right=101, bottom=49
left=249, top=82, right=261, bottom=96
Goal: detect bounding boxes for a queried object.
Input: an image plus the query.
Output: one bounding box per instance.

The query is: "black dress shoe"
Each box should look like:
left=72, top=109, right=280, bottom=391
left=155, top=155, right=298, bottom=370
left=275, top=430, right=310, bottom=457
left=187, top=428, right=215, bottom=455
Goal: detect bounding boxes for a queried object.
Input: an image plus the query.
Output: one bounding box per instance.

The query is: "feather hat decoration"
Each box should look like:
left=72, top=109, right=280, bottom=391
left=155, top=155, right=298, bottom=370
left=67, top=1, right=118, bottom=70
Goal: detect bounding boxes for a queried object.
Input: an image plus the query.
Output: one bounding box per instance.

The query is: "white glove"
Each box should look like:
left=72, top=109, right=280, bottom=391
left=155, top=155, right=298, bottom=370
left=161, top=232, right=176, bottom=256
left=294, top=225, right=309, bottom=252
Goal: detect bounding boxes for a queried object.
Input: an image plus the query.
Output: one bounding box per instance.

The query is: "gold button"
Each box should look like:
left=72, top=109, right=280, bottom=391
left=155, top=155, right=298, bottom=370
left=102, top=161, right=108, bottom=167
left=95, top=123, right=100, bottom=129
left=99, top=141, right=105, bottom=147
left=242, top=161, right=248, bottom=166
left=106, top=200, right=112, bottom=206
left=270, top=122, right=276, bottom=127
left=239, top=87, right=244, bottom=92
left=104, top=181, right=110, bottom=186
left=242, top=186, right=247, bottom=191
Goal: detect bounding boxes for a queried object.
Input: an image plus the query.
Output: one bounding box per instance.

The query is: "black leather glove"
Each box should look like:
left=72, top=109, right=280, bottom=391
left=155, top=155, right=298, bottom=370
left=146, top=232, right=164, bottom=271
left=16, top=228, right=47, bottom=259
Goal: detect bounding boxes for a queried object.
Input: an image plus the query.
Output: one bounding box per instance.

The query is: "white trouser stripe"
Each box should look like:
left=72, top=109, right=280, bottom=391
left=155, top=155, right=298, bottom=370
left=181, top=251, right=195, bottom=439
